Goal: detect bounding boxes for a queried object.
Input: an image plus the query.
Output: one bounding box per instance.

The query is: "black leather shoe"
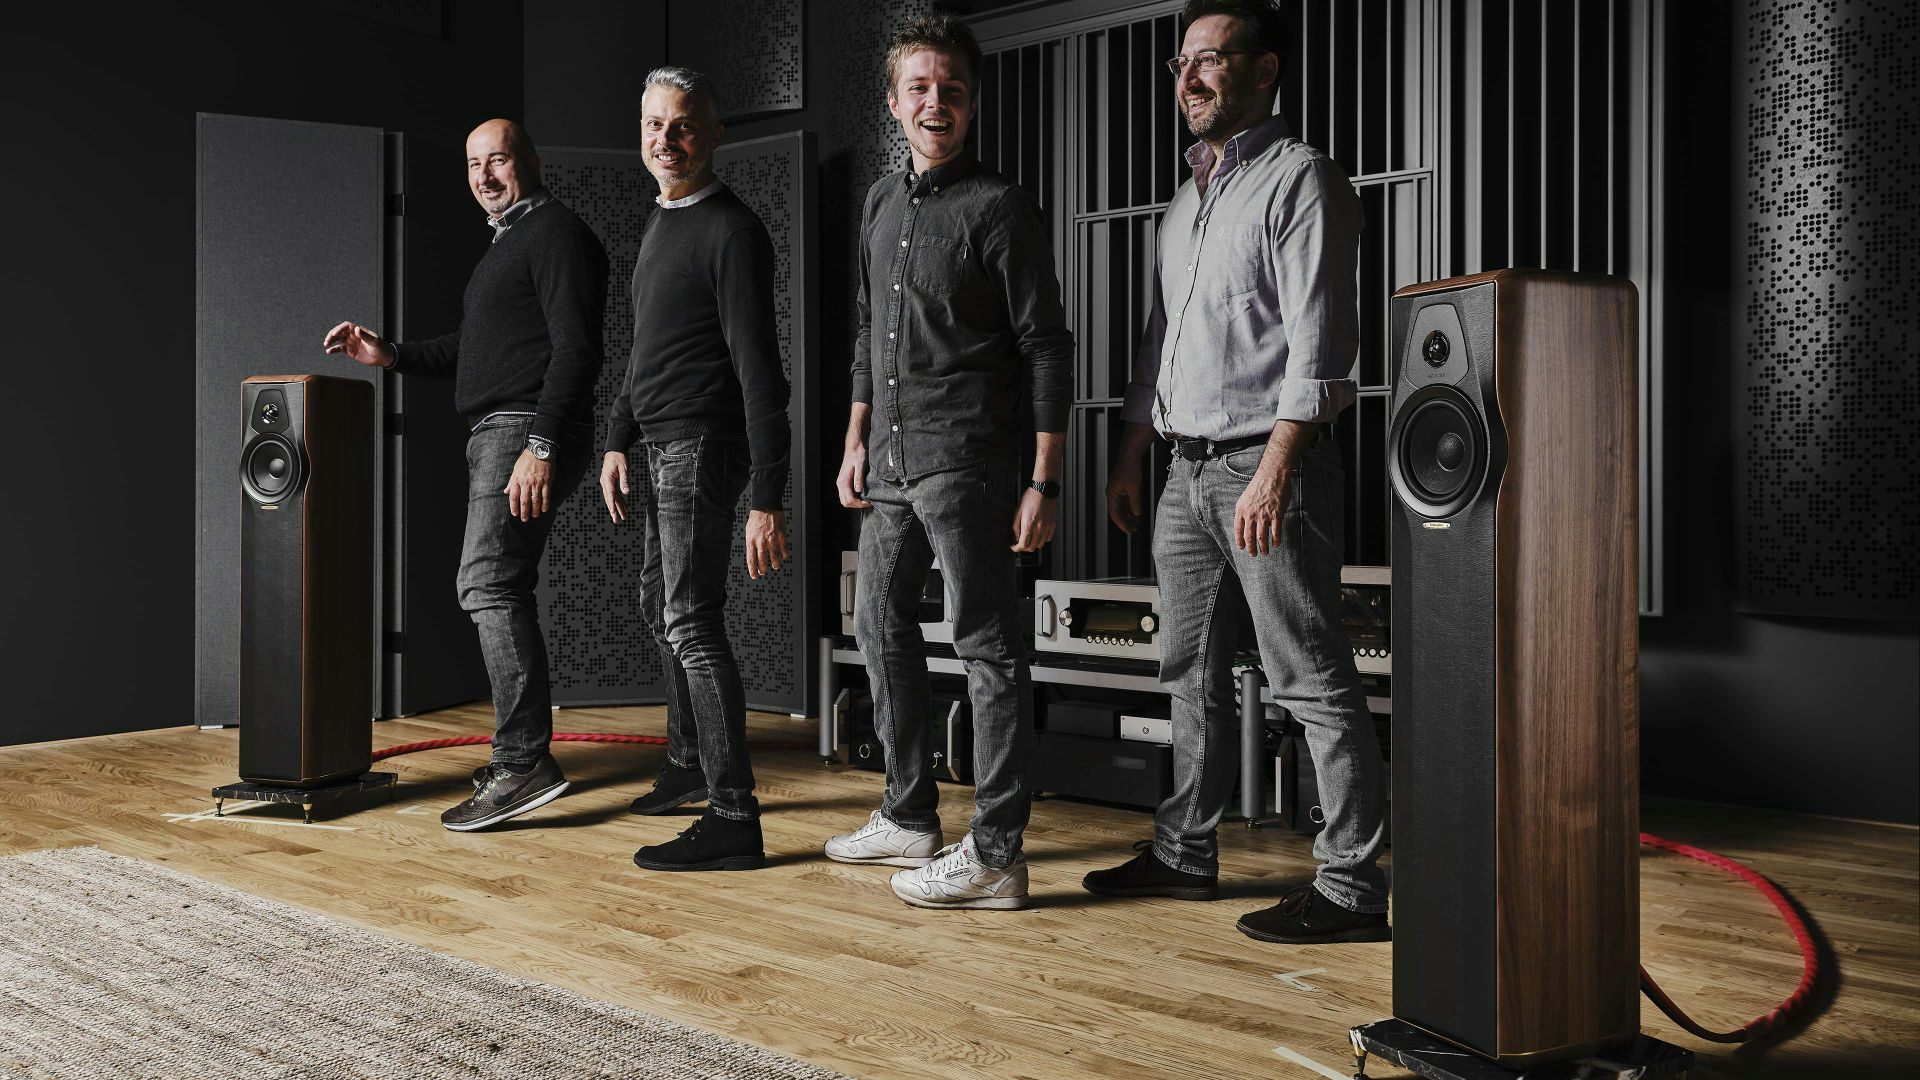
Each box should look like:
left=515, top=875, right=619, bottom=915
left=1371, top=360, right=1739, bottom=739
left=441, top=756, right=569, bottom=832
left=1237, top=883, right=1390, bottom=944
left=633, top=809, right=766, bottom=872
left=1082, top=840, right=1219, bottom=900
left=629, top=761, right=710, bottom=815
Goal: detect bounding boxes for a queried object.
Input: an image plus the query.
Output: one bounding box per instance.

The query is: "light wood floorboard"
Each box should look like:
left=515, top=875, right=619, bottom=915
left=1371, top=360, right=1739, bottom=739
left=0, top=705, right=1914, bottom=1078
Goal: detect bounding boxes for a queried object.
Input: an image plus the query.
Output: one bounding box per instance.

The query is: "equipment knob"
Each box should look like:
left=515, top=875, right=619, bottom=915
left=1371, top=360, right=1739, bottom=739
left=1059, top=609, right=1074, bottom=626
left=1139, top=615, right=1157, bottom=633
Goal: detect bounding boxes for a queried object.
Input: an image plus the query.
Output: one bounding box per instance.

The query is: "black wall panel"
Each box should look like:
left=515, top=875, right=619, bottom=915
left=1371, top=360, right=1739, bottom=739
left=1732, top=0, right=1919, bottom=620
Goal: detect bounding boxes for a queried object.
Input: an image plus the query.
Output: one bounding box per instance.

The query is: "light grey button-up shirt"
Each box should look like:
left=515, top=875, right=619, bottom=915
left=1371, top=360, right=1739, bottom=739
left=1121, top=115, right=1362, bottom=439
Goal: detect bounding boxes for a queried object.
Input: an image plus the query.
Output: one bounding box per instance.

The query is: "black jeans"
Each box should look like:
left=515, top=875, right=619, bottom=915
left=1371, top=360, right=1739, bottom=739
left=641, top=436, right=757, bottom=820
left=456, top=417, right=588, bottom=768
left=853, top=459, right=1032, bottom=866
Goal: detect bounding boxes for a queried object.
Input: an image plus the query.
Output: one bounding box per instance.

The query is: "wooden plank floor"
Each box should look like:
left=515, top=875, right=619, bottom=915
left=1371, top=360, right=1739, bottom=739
left=1, top=704, right=1914, bottom=1079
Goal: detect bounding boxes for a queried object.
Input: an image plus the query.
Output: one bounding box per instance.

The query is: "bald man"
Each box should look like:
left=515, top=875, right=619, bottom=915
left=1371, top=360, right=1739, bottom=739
left=325, top=119, right=609, bottom=832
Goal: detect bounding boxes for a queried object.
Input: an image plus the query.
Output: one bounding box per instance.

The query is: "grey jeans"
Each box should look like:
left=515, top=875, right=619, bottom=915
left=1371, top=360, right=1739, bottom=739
left=854, top=459, right=1032, bottom=867
left=456, top=417, right=588, bottom=768
left=1150, top=436, right=1388, bottom=912
left=641, top=435, right=757, bottom=820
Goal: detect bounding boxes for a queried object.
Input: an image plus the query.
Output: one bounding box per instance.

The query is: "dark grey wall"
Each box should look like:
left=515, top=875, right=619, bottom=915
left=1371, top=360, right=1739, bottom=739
left=2, top=2, right=522, bottom=747
left=1641, top=1, right=1918, bottom=824
left=524, top=1, right=666, bottom=149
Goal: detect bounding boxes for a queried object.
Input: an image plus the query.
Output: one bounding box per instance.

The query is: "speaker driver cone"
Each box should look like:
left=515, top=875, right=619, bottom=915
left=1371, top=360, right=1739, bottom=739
left=242, top=434, right=302, bottom=503
left=1390, top=385, right=1486, bottom=518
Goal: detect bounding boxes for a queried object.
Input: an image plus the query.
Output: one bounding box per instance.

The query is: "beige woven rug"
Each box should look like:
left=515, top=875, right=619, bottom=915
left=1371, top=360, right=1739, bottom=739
left=0, top=847, right=848, bottom=1080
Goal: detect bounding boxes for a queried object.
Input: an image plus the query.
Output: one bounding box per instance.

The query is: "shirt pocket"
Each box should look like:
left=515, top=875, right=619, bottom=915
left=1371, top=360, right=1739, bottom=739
left=908, top=233, right=973, bottom=293
left=1218, top=222, right=1266, bottom=302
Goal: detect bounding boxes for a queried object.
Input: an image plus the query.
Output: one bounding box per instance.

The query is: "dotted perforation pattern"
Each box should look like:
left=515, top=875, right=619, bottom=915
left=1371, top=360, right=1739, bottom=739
left=1736, top=0, right=1918, bottom=615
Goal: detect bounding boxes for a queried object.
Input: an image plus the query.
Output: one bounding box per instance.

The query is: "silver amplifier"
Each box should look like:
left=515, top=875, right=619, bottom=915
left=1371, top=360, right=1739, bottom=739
left=838, top=550, right=955, bottom=644
left=1341, top=565, right=1390, bottom=676
left=1032, top=578, right=1161, bottom=660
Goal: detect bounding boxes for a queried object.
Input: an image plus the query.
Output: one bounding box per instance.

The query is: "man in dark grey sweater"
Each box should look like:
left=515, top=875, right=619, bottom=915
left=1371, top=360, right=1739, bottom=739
left=601, top=68, right=791, bottom=873
left=323, top=118, right=608, bottom=833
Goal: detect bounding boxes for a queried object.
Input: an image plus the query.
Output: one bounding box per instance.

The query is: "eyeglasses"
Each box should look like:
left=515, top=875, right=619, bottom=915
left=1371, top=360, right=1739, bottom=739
left=1165, top=49, right=1267, bottom=75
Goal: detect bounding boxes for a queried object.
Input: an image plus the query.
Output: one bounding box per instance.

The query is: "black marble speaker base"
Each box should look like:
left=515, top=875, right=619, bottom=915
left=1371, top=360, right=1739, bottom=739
left=1347, top=1019, right=1692, bottom=1080
left=210, top=772, right=396, bottom=823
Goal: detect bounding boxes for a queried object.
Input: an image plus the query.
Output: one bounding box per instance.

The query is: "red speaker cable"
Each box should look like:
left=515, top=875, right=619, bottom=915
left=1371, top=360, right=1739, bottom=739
left=370, top=731, right=817, bottom=762
left=1637, top=832, right=1823, bottom=1043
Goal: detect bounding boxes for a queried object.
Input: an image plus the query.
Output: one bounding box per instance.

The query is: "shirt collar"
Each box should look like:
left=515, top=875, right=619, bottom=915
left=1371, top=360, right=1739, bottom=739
left=1184, top=113, right=1293, bottom=186
left=904, top=152, right=978, bottom=196
left=656, top=175, right=725, bottom=209
left=488, top=187, right=552, bottom=241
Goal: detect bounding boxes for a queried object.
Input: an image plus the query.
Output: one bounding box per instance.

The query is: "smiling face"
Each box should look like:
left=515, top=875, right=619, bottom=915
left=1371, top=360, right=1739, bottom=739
left=466, top=120, right=535, bottom=217
left=887, top=46, right=975, bottom=173
left=1176, top=14, right=1279, bottom=143
left=641, top=84, right=721, bottom=198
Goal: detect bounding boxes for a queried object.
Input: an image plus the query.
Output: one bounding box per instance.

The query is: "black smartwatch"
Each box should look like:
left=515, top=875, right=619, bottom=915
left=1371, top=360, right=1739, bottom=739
left=1029, top=479, right=1061, bottom=498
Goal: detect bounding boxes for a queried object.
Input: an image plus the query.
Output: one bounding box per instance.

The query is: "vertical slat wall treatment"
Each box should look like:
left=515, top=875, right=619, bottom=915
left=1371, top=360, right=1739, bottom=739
left=970, top=0, right=1660, bottom=608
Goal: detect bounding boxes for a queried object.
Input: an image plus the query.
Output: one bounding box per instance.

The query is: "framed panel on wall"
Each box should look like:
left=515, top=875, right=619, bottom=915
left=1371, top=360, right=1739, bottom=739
left=666, top=0, right=807, bottom=124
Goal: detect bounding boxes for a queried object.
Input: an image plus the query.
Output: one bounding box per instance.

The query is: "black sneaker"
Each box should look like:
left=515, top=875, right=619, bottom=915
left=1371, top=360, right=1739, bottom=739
left=1236, top=882, right=1390, bottom=944
left=1083, top=840, right=1219, bottom=900
left=629, top=761, right=710, bottom=815
left=441, top=756, right=569, bottom=832
left=633, top=809, right=766, bottom=872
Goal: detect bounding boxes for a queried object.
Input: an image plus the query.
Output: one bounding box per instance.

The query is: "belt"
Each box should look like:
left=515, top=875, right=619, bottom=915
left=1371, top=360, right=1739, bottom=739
left=1167, top=426, right=1327, bottom=461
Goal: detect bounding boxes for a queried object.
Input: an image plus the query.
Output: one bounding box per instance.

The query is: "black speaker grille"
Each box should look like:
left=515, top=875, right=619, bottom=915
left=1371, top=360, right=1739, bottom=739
left=1734, top=0, right=1920, bottom=618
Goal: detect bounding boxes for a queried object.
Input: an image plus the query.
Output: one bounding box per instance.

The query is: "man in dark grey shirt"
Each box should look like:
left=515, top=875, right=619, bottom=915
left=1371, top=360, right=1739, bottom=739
left=824, top=13, right=1074, bottom=911
left=1082, top=0, right=1389, bottom=945
left=600, top=68, right=791, bottom=874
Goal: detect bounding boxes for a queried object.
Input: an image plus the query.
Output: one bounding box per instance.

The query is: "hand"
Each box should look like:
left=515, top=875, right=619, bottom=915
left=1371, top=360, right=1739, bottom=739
left=1011, top=487, right=1057, bottom=552
left=600, top=451, right=629, bottom=523
left=1106, top=460, right=1144, bottom=535
left=745, top=509, right=790, bottom=579
left=836, top=442, right=871, bottom=509
left=1233, top=472, right=1289, bottom=556
left=321, top=321, right=395, bottom=368
left=504, top=450, right=554, bottom=522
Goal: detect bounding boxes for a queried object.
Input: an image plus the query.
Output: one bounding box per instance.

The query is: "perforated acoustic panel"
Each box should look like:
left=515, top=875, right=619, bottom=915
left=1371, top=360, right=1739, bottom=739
left=1734, top=0, right=1919, bottom=619
left=669, top=0, right=805, bottom=122
left=539, top=134, right=819, bottom=712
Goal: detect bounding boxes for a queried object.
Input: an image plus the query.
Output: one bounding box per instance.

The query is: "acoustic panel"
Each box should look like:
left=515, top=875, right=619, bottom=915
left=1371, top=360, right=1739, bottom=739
left=540, top=133, right=819, bottom=713
left=1734, top=0, right=1919, bottom=619
left=669, top=0, right=806, bottom=122
left=196, top=113, right=386, bottom=728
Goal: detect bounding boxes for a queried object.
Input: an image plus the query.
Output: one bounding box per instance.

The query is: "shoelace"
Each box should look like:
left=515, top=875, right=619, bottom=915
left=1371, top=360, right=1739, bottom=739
left=1278, top=884, right=1317, bottom=918
left=921, top=842, right=969, bottom=877
left=853, top=810, right=890, bottom=838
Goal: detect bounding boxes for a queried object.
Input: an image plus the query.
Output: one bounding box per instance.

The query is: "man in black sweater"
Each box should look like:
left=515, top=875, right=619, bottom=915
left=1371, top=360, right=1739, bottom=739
left=323, top=118, right=608, bottom=832
left=601, top=68, right=792, bottom=872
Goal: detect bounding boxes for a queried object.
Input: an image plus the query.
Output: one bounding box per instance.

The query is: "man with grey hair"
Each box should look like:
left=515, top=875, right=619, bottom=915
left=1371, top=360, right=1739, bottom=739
left=602, top=67, right=792, bottom=872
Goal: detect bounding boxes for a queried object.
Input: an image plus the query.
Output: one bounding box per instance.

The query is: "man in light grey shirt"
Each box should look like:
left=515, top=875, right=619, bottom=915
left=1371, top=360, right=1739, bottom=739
left=1082, top=0, right=1388, bottom=946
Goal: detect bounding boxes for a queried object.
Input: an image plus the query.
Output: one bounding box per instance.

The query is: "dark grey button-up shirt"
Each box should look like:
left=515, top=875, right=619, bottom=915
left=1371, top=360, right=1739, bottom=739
left=852, top=154, right=1074, bottom=483
left=1122, top=115, right=1362, bottom=438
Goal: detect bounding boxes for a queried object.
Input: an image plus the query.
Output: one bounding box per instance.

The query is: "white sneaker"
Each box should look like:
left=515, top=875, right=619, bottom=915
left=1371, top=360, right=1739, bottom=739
left=889, top=834, right=1030, bottom=910
left=824, top=810, right=943, bottom=868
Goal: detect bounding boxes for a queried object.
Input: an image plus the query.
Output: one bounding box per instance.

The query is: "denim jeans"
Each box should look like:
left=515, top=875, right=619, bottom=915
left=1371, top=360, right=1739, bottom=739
left=1150, top=436, right=1388, bottom=912
left=640, top=436, right=757, bottom=820
left=854, top=459, right=1032, bottom=867
left=456, top=416, right=588, bottom=768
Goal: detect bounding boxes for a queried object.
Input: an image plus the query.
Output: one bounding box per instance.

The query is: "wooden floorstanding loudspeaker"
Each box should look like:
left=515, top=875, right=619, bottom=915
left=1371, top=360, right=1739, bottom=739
left=239, top=375, right=373, bottom=786
left=1386, top=269, right=1639, bottom=1067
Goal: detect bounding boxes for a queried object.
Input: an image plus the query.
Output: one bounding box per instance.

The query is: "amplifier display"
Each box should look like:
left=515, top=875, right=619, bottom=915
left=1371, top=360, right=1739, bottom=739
left=1033, top=579, right=1161, bottom=660
left=1341, top=565, right=1391, bottom=675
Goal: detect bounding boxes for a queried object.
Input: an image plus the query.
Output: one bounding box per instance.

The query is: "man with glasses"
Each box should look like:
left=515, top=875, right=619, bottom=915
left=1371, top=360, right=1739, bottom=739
left=825, top=13, right=1074, bottom=911
left=1082, top=0, right=1389, bottom=945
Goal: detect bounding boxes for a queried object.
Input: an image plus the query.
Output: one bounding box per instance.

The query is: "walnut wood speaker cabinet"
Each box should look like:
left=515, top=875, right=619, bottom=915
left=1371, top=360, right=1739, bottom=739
left=1387, top=269, right=1639, bottom=1066
left=239, top=375, right=374, bottom=786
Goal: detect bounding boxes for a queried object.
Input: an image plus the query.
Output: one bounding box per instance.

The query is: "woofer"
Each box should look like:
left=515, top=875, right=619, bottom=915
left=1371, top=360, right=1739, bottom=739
left=1389, top=385, right=1485, bottom=518
left=241, top=434, right=302, bottom=503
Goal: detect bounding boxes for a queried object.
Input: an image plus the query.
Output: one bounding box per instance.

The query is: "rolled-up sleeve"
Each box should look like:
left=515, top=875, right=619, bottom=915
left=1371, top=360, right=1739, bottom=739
left=1270, top=158, right=1361, bottom=424
left=1120, top=250, right=1168, bottom=428
left=850, top=182, right=881, bottom=408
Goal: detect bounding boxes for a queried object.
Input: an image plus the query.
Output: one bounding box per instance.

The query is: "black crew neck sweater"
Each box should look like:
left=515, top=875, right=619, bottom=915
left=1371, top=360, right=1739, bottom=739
left=606, top=184, right=792, bottom=511
left=393, top=198, right=609, bottom=444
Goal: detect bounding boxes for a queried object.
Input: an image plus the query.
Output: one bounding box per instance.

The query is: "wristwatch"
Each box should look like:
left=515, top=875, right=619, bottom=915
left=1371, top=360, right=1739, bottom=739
left=1029, top=479, right=1061, bottom=498
left=527, top=436, right=554, bottom=461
